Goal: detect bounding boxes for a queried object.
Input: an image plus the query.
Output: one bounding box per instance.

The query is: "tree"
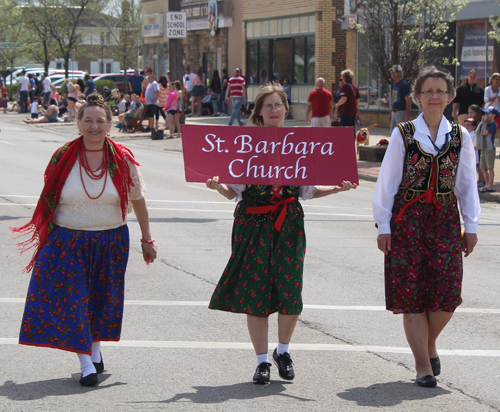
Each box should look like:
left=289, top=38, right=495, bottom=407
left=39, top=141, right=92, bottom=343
left=102, top=0, right=141, bottom=93
left=0, top=0, right=24, bottom=84
left=489, top=0, right=500, bottom=42
left=20, top=0, right=101, bottom=78
left=357, top=0, right=467, bottom=86
left=18, top=18, right=58, bottom=74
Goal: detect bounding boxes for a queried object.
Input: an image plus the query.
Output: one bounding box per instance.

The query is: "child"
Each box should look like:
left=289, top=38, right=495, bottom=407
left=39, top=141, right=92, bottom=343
left=2, top=93, right=8, bottom=114
left=468, top=104, right=485, bottom=187
left=117, top=93, right=127, bottom=115
left=31, top=96, right=39, bottom=119
left=464, top=117, right=480, bottom=185
left=476, top=106, right=499, bottom=193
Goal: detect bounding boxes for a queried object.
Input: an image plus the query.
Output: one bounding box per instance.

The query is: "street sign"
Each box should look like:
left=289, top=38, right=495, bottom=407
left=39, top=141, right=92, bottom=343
left=166, top=12, right=187, bottom=38
left=0, top=42, right=22, bottom=49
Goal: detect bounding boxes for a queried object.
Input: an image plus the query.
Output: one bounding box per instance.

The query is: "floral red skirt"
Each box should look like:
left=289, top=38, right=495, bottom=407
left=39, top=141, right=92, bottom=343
left=19, top=225, right=129, bottom=354
left=385, top=197, right=463, bottom=314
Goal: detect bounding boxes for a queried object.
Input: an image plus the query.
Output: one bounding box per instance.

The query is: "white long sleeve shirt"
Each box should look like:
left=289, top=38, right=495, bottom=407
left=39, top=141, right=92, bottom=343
left=373, top=114, right=480, bottom=235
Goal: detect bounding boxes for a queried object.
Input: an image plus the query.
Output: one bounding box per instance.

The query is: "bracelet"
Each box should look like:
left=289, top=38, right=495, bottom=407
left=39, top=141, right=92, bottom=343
left=140, top=238, right=155, bottom=244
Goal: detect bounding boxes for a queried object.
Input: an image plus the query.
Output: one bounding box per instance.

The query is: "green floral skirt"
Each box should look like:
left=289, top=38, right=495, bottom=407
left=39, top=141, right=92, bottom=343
left=209, top=215, right=306, bottom=317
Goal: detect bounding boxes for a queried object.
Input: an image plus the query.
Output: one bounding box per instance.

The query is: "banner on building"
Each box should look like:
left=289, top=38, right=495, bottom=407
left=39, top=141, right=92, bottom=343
left=460, top=29, right=494, bottom=79
left=182, top=125, right=359, bottom=185
left=143, top=13, right=163, bottom=37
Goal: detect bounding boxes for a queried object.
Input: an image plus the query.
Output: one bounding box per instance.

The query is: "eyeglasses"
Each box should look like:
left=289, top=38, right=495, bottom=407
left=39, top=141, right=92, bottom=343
left=262, top=102, right=285, bottom=111
left=421, top=90, right=448, bottom=97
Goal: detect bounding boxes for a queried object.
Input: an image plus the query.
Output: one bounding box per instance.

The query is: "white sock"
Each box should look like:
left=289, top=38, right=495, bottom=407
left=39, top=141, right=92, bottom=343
left=277, top=341, right=290, bottom=355
left=77, top=353, right=96, bottom=377
left=256, top=352, right=269, bottom=366
left=91, top=342, right=101, bottom=363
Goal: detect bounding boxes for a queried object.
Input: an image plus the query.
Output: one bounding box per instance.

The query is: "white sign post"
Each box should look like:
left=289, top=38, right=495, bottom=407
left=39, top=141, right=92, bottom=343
left=165, top=12, right=187, bottom=38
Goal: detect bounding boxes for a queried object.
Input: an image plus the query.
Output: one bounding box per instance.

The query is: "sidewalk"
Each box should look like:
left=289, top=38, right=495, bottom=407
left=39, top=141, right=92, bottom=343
left=2, top=111, right=499, bottom=203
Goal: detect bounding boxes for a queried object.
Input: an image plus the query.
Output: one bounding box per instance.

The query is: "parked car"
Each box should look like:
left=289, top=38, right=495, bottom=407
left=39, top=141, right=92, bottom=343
left=93, top=73, right=132, bottom=94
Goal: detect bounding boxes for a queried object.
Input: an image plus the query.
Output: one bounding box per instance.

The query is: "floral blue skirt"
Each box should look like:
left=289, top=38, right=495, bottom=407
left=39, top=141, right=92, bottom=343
left=19, top=225, right=130, bottom=354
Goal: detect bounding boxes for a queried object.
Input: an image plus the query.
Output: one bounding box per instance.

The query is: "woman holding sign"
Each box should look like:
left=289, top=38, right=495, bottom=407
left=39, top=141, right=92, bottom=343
left=206, top=83, right=357, bottom=384
left=373, top=67, right=480, bottom=388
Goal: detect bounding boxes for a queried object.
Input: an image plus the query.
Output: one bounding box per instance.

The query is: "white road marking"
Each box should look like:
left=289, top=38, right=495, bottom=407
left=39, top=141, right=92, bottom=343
left=0, top=140, right=14, bottom=145
left=1, top=298, right=500, bottom=314
left=1, top=337, right=499, bottom=357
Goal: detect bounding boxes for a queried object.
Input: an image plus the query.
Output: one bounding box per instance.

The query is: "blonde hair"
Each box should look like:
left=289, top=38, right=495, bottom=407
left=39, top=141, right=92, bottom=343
left=250, top=82, right=289, bottom=127
left=489, top=73, right=500, bottom=85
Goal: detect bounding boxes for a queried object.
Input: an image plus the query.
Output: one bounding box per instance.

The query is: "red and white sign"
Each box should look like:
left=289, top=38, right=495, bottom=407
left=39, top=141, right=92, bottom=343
left=182, top=125, right=358, bottom=186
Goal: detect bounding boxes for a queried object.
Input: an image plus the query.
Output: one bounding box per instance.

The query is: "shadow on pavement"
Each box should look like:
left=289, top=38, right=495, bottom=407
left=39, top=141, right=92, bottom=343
left=337, top=380, right=451, bottom=407
left=135, top=381, right=314, bottom=404
left=0, top=374, right=126, bottom=400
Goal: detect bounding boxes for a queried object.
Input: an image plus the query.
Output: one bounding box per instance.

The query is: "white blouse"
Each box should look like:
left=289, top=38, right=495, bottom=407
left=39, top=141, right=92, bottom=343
left=373, top=114, right=480, bottom=235
left=227, top=185, right=318, bottom=203
left=54, top=158, right=146, bottom=230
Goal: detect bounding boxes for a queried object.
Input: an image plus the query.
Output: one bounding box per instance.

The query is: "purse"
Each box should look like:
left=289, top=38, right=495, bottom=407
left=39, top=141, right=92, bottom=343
left=151, top=128, right=164, bottom=140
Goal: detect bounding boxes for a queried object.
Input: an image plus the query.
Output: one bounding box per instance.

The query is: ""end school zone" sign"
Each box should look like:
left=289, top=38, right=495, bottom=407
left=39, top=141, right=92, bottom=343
left=182, top=125, right=358, bottom=186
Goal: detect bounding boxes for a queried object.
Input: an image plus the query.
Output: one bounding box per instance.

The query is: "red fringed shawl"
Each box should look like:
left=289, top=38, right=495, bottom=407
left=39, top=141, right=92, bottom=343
left=11, top=136, right=140, bottom=273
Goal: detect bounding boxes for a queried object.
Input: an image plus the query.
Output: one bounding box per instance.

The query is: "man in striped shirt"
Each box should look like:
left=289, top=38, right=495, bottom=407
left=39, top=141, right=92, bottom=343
left=225, top=68, right=246, bottom=126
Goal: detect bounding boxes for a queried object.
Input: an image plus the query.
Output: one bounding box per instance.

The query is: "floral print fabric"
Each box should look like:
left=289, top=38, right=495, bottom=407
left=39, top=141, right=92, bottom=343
left=19, top=225, right=130, bottom=354
left=209, top=186, right=306, bottom=317
left=385, top=197, right=463, bottom=314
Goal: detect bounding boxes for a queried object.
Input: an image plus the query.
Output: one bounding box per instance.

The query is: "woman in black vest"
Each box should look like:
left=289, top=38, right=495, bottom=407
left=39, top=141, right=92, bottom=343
left=373, top=66, right=480, bottom=388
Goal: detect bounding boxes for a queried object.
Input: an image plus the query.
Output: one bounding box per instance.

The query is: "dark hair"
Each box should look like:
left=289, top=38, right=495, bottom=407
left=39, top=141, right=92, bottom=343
left=250, top=82, right=289, bottom=127
left=49, top=98, right=57, bottom=105
left=197, top=67, right=203, bottom=77
left=411, top=66, right=455, bottom=107
left=212, top=69, right=220, bottom=81
left=222, top=68, right=228, bottom=75
left=158, top=75, right=168, bottom=88
left=174, top=80, right=182, bottom=91
left=468, top=104, right=482, bottom=123
left=77, top=92, right=112, bottom=122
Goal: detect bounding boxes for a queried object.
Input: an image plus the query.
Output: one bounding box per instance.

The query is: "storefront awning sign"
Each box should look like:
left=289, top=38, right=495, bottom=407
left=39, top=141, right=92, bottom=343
left=182, top=125, right=359, bottom=185
left=166, top=12, right=187, bottom=38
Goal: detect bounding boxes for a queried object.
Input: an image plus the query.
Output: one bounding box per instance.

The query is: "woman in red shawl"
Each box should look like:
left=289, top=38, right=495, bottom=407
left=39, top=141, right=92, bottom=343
left=12, top=93, right=157, bottom=386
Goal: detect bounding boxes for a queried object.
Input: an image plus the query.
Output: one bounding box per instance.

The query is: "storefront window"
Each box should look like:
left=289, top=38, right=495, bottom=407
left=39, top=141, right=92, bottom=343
left=247, top=36, right=315, bottom=85
left=357, top=35, right=390, bottom=109
left=274, top=38, right=292, bottom=82
left=247, top=41, right=258, bottom=84
left=259, top=40, right=269, bottom=83
left=306, top=37, right=315, bottom=84
left=294, top=38, right=305, bottom=85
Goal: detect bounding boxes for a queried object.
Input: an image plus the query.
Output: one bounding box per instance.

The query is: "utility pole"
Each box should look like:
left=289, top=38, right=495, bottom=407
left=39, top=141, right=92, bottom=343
left=168, top=0, right=183, bottom=83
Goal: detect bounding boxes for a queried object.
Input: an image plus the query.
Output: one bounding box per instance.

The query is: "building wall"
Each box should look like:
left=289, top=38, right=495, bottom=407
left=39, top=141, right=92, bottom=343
left=227, top=0, right=243, bottom=72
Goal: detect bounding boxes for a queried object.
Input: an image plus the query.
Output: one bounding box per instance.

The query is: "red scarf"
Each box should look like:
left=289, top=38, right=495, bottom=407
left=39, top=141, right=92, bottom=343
left=11, top=136, right=140, bottom=273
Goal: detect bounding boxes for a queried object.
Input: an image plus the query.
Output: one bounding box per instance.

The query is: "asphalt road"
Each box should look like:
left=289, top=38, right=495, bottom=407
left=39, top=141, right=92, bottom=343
left=0, top=117, right=499, bottom=412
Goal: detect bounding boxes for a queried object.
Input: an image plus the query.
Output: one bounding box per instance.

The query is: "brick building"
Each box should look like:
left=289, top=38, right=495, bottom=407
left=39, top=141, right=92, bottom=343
left=241, top=0, right=356, bottom=120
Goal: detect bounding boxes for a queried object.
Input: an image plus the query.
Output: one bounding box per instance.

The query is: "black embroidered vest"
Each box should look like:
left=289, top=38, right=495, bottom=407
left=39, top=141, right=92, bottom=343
left=396, top=121, right=462, bottom=206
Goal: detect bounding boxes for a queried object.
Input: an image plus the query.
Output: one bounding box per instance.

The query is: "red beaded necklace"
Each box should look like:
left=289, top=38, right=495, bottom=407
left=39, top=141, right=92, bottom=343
left=79, top=146, right=108, bottom=199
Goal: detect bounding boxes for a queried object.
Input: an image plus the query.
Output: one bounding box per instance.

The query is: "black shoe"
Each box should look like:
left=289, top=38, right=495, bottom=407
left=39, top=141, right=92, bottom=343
left=253, top=362, right=271, bottom=384
left=79, top=373, right=98, bottom=386
left=272, top=348, right=295, bottom=380
left=430, top=356, right=440, bottom=376
left=416, top=374, right=437, bottom=387
left=93, top=353, right=104, bottom=374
